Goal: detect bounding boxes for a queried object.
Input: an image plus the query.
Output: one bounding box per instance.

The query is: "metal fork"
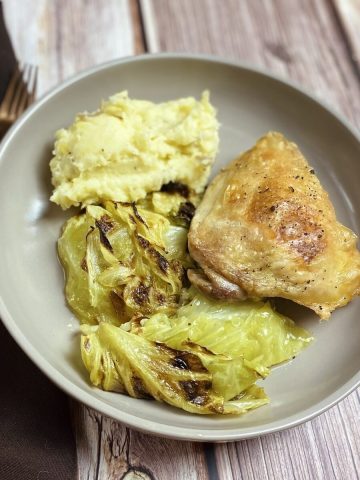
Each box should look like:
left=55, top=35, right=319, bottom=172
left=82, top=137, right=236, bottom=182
left=0, top=63, right=38, bottom=137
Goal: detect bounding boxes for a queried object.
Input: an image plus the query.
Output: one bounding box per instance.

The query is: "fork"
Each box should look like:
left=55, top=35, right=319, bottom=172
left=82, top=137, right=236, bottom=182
left=0, top=63, right=38, bottom=137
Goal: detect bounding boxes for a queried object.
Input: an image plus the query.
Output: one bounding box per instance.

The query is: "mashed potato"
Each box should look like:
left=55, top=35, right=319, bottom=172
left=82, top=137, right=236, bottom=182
left=50, top=91, right=219, bottom=209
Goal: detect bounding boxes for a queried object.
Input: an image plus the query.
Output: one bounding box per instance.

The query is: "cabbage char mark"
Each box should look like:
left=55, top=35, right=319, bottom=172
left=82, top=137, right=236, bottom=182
left=132, top=283, right=150, bottom=306
left=171, top=351, right=207, bottom=372
left=136, top=233, right=150, bottom=249
left=96, top=215, right=114, bottom=233
left=95, top=216, right=114, bottom=251
left=110, top=291, right=127, bottom=316
left=136, top=233, right=170, bottom=273
left=80, top=257, right=88, bottom=272
left=132, top=376, right=151, bottom=398
left=172, top=356, right=189, bottom=370
left=132, top=203, right=148, bottom=227
left=179, top=380, right=212, bottom=405
left=148, top=247, right=169, bottom=273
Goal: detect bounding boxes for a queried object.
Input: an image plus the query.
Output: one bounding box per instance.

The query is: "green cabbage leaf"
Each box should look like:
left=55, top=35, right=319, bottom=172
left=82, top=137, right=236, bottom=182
left=140, top=289, right=313, bottom=377
left=81, top=322, right=269, bottom=414
left=79, top=289, right=312, bottom=414
left=58, top=193, right=194, bottom=325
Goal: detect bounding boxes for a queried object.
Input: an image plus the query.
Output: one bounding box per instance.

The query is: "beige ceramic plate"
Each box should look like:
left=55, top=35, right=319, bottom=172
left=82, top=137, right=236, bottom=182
left=1, top=54, right=360, bottom=442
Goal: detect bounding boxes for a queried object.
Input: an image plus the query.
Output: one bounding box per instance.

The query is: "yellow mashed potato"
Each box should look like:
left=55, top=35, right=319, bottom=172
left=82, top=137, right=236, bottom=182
left=50, top=91, right=219, bottom=209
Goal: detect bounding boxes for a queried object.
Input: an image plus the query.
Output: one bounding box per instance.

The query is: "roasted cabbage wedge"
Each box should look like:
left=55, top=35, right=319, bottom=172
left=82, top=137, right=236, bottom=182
left=81, top=322, right=269, bottom=414
left=140, top=290, right=313, bottom=377
left=58, top=190, right=196, bottom=325
left=80, top=289, right=312, bottom=414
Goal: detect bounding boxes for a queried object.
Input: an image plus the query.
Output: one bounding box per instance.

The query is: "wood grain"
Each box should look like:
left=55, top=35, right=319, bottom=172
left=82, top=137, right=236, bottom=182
left=71, top=402, right=210, bottom=480
left=333, top=0, right=360, bottom=71
left=139, top=0, right=160, bottom=52
left=214, top=394, right=360, bottom=480
left=130, top=0, right=147, bottom=54
left=4, top=0, right=360, bottom=479
left=149, top=0, right=360, bottom=128
left=3, top=0, right=135, bottom=95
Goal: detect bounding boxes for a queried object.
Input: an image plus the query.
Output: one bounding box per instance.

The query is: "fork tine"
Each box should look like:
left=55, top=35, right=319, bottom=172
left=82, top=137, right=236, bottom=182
left=8, top=65, right=29, bottom=120
left=0, top=66, right=21, bottom=117
left=13, top=64, right=32, bottom=117
left=27, top=65, right=38, bottom=107
left=0, top=63, right=38, bottom=135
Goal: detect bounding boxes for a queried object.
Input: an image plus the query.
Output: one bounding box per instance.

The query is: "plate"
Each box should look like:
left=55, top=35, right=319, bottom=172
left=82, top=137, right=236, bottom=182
left=0, top=54, right=360, bottom=442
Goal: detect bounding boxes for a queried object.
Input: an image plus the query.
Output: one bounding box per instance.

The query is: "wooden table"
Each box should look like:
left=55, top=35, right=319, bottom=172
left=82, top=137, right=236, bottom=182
left=4, top=1, right=360, bottom=478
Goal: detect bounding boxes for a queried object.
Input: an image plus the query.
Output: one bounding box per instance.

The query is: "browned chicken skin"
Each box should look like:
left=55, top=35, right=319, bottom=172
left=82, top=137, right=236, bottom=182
left=188, top=132, right=360, bottom=319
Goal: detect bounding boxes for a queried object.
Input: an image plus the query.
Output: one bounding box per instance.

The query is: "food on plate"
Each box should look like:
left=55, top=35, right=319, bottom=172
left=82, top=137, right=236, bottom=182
left=81, top=322, right=269, bottom=415
left=53, top=93, right=316, bottom=416
left=58, top=190, right=198, bottom=325
left=59, top=188, right=312, bottom=414
left=141, top=289, right=312, bottom=379
left=188, top=132, right=360, bottom=319
left=50, top=91, right=219, bottom=209
left=80, top=289, right=311, bottom=414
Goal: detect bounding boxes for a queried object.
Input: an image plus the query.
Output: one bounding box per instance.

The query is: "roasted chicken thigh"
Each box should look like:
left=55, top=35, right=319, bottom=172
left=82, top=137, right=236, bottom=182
left=188, top=132, right=360, bottom=319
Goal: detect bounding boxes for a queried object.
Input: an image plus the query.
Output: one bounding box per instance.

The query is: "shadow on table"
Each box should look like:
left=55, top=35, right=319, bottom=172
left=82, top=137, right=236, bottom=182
left=0, top=321, right=77, bottom=480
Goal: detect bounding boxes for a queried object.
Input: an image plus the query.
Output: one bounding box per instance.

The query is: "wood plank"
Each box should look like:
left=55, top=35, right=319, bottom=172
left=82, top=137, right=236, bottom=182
left=332, top=0, right=360, bottom=70
left=215, top=392, right=360, bottom=480
left=3, top=0, right=135, bottom=95
left=70, top=401, right=104, bottom=480
left=139, top=0, right=160, bottom=52
left=149, top=0, right=360, bottom=128
left=71, top=402, right=210, bottom=480
left=130, top=0, right=147, bottom=54
left=148, top=1, right=360, bottom=479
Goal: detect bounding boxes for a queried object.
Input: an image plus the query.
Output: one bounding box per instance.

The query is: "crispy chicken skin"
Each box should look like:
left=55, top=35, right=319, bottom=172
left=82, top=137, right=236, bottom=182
left=188, top=132, right=360, bottom=319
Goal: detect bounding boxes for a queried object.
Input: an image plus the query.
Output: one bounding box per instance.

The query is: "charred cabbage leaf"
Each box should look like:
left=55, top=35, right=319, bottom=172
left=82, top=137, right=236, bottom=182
left=58, top=192, right=196, bottom=325
left=81, top=323, right=269, bottom=414
left=80, top=289, right=312, bottom=414
left=140, top=289, right=313, bottom=377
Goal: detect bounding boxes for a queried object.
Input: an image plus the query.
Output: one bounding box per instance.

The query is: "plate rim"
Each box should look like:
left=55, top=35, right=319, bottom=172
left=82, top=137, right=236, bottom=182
left=0, top=52, right=360, bottom=442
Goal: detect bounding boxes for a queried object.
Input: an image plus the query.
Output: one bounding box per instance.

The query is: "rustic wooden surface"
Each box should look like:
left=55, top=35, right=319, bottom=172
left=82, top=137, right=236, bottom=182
left=333, top=0, right=360, bottom=70
left=3, top=0, right=360, bottom=479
